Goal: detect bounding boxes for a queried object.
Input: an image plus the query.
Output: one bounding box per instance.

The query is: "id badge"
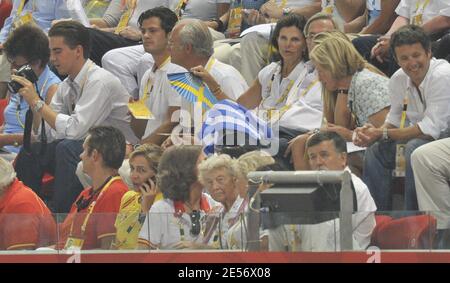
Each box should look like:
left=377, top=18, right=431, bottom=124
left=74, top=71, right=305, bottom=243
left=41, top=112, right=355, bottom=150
left=226, top=7, right=242, bottom=38
left=323, top=5, right=333, bottom=14
left=13, top=12, right=34, bottom=29
left=64, top=236, right=85, bottom=250
left=413, top=14, right=423, bottom=26
left=393, top=144, right=406, bottom=177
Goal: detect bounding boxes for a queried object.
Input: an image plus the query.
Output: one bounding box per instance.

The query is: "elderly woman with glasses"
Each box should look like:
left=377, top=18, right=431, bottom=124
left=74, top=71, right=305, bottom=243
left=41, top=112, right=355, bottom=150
left=138, top=145, right=221, bottom=250
left=0, top=24, right=60, bottom=161
left=113, top=144, right=163, bottom=250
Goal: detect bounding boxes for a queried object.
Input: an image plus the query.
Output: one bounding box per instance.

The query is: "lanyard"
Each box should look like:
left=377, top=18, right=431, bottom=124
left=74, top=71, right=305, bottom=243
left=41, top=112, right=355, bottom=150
left=68, top=176, right=122, bottom=240
left=174, top=0, right=189, bottom=18
left=142, top=56, right=171, bottom=102
left=262, top=63, right=310, bottom=119
left=400, top=97, right=408, bottom=129
left=16, top=0, right=27, bottom=17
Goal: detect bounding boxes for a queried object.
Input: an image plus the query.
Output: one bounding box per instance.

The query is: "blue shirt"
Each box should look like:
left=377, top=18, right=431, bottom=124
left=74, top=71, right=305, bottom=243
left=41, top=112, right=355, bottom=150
left=0, top=0, right=70, bottom=44
left=2, top=65, right=61, bottom=153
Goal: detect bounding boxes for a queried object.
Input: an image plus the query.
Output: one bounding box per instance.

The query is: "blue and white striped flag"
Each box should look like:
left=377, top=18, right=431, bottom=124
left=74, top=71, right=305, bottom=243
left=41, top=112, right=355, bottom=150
left=199, top=99, right=272, bottom=155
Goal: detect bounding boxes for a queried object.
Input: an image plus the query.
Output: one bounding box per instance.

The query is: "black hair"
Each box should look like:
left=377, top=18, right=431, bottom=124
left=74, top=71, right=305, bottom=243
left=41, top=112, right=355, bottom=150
left=48, top=20, right=90, bottom=59
left=86, top=126, right=126, bottom=170
left=390, top=25, right=431, bottom=61
left=306, top=131, right=347, bottom=153
left=3, top=24, right=50, bottom=68
left=138, top=6, right=178, bottom=34
left=271, top=14, right=308, bottom=60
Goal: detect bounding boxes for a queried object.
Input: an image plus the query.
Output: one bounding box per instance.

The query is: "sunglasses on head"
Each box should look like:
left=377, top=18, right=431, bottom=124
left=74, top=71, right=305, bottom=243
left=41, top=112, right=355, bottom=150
left=189, top=210, right=201, bottom=236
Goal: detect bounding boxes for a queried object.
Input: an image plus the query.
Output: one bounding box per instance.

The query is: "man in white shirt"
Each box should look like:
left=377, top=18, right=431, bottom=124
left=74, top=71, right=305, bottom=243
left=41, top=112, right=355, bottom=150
left=12, top=21, right=137, bottom=213
left=165, top=19, right=248, bottom=147
left=353, top=0, right=450, bottom=76
left=269, top=131, right=377, bottom=251
left=354, top=25, right=450, bottom=211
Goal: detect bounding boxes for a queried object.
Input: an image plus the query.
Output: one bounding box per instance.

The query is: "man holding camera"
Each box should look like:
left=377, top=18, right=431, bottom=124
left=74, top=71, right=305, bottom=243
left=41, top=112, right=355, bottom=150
left=12, top=21, right=137, bottom=214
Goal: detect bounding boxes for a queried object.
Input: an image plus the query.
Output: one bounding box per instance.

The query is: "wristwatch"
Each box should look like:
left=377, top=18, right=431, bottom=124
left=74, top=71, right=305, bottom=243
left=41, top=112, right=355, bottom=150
left=282, top=7, right=292, bottom=16
left=382, top=127, right=389, bottom=141
left=33, top=99, right=45, bottom=113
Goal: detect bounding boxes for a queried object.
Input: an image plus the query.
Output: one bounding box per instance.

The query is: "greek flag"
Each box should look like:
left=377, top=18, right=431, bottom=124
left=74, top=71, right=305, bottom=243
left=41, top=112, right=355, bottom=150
left=200, top=99, right=272, bottom=155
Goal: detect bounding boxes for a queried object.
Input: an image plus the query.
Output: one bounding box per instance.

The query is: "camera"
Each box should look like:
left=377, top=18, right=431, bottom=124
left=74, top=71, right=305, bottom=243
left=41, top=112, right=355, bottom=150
left=8, top=65, right=38, bottom=93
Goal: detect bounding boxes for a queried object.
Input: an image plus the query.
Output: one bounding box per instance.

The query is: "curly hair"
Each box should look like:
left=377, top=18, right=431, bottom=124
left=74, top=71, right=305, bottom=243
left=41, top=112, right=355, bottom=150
left=157, top=145, right=203, bottom=202
left=3, top=24, right=50, bottom=68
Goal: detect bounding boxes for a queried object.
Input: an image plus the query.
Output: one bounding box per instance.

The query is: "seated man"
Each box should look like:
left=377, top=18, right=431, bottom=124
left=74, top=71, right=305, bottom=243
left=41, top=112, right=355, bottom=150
left=0, top=157, right=56, bottom=250
left=57, top=126, right=128, bottom=250
left=269, top=131, right=377, bottom=251
left=353, top=0, right=450, bottom=76
left=13, top=21, right=137, bottom=214
left=412, top=138, right=450, bottom=249
left=355, top=25, right=450, bottom=211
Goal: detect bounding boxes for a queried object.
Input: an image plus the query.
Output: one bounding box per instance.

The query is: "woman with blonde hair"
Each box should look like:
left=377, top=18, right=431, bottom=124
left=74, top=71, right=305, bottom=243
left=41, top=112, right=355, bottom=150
left=288, top=31, right=390, bottom=173
left=113, top=144, right=163, bottom=250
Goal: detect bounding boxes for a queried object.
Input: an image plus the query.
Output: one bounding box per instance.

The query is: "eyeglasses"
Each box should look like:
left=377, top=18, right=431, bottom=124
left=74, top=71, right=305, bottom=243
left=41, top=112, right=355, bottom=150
left=189, top=210, right=201, bottom=236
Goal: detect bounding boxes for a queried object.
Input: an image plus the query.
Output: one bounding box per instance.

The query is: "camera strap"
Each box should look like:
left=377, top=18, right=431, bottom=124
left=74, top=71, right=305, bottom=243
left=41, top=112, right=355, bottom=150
left=23, top=82, right=47, bottom=155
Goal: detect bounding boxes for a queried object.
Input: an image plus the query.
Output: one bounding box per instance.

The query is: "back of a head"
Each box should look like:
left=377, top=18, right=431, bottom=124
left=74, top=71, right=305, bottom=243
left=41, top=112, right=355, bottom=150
left=390, top=25, right=431, bottom=61
left=48, top=20, right=90, bottom=59
left=0, top=157, right=16, bottom=192
left=237, top=151, right=275, bottom=179
left=138, top=6, right=178, bottom=34
left=178, top=19, right=213, bottom=58
left=306, top=131, right=347, bottom=154
left=86, top=126, right=126, bottom=170
left=310, top=31, right=366, bottom=80
left=3, top=24, right=50, bottom=68
left=157, top=145, right=202, bottom=202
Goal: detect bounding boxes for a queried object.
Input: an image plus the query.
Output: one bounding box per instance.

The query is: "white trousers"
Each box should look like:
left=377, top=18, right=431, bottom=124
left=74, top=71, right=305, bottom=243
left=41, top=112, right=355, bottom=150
left=412, top=138, right=450, bottom=229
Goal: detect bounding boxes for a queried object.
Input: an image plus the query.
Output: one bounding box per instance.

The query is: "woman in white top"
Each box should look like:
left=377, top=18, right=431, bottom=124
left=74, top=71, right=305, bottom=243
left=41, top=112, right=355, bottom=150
left=138, top=145, right=221, bottom=250
left=193, top=14, right=323, bottom=166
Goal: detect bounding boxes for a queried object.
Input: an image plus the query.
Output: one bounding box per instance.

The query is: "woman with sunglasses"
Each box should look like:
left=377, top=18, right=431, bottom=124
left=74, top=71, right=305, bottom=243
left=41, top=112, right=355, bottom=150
left=0, top=24, right=60, bottom=161
left=138, top=145, right=221, bottom=250
left=113, top=144, right=163, bottom=250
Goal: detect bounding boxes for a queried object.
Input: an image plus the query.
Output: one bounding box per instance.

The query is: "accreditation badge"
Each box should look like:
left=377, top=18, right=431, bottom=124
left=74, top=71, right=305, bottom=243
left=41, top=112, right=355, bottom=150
left=393, top=144, right=406, bottom=177
left=412, top=14, right=423, bottom=26
left=64, top=236, right=85, bottom=250
left=322, top=5, right=333, bottom=15
left=13, top=12, right=34, bottom=29
left=226, top=7, right=242, bottom=39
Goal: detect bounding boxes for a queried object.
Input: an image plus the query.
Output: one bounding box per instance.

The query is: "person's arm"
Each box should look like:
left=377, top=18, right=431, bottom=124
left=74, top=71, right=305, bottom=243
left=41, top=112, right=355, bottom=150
left=371, top=15, right=408, bottom=62
left=360, top=0, right=400, bottom=35
left=289, top=0, right=322, bottom=19
left=0, top=133, right=24, bottom=147
left=344, top=9, right=368, bottom=33
left=367, top=107, right=389, bottom=128
left=140, top=106, right=179, bottom=146
left=335, top=0, right=366, bottom=23
left=91, top=0, right=123, bottom=28
left=217, top=2, right=230, bottom=18
left=0, top=0, right=18, bottom=44
left=422, top=15, right=450, bottom=36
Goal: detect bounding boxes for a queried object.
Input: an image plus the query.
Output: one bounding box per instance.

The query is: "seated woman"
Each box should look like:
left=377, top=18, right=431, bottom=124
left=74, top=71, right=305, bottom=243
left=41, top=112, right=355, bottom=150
left=0, top=24, right=60, bottom=161
left=287, top=30, right=390, bottom=173
left=192, top=14, right=323, bottom=166
left=198, top=154, right=246, bottom=249
left=137, top=145, right=221, bottom=250
left=113, top=144, right=163, bottom=250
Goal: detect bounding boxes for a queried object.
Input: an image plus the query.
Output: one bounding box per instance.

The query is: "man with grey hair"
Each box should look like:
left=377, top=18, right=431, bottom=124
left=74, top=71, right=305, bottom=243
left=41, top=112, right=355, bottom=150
left=0, top=157, right=56, bottom=250
left=164, top=19, right=248, bottom=148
